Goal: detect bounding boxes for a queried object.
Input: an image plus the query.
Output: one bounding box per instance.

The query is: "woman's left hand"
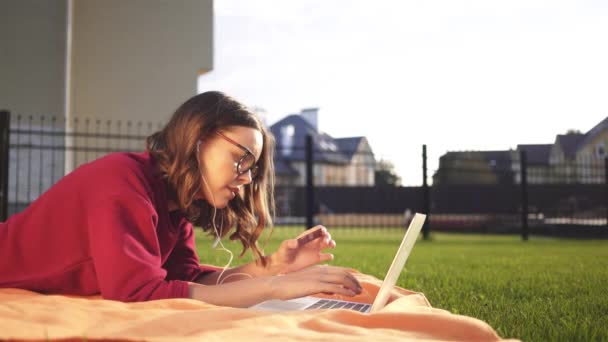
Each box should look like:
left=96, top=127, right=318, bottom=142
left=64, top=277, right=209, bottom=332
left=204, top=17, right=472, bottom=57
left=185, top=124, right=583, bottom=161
left=268, top=225, right=336, bottom=275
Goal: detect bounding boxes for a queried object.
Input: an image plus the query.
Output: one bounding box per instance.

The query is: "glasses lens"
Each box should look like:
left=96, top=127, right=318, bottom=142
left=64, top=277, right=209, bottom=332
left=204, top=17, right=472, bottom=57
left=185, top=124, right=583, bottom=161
left=238, top=153, right=256, bottom=175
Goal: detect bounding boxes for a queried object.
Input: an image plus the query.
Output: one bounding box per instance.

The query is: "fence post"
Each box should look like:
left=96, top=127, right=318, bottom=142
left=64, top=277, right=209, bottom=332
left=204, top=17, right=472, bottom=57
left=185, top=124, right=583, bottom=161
left=422, top=144, right=430, bottom=240
left=520, top=150, right=529, bottom=241
left=305, top=135, right=314, bottom=229
left=0, top=110, right=10, bottom=222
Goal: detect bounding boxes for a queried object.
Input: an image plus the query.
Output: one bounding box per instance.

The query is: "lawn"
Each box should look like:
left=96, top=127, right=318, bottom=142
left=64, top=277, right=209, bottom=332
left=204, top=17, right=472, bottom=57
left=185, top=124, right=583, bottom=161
left=194, top=227, right=608, bottom=342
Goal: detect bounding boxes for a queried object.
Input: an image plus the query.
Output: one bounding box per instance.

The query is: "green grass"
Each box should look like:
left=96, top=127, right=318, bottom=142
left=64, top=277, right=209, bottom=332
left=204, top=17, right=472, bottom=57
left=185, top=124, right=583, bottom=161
left=194, top=227, right=608, bottom=342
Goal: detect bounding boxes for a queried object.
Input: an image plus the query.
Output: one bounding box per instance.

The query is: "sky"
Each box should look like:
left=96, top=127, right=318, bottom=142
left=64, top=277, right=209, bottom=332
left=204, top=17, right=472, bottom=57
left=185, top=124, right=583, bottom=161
left=198, top=0, right=608, bottom=185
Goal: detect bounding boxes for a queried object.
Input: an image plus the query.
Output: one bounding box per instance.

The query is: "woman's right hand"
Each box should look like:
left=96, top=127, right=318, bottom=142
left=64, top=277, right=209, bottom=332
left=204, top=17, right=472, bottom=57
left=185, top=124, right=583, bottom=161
left=268, top=265, right=362, bottom=300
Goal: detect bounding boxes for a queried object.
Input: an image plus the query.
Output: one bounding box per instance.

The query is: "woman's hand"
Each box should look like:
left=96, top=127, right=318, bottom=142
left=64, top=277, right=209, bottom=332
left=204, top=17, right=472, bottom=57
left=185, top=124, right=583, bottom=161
left=269, top=265, right=362, bottom=300
left=268, top=226, right=336, bottom=275
left=188, top=265, right=361, bottom=308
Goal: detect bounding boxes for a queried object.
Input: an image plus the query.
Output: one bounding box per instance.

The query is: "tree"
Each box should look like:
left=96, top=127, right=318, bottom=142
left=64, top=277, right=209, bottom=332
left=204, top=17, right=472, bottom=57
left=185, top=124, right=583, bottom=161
left=375, top=159, right=402, bottom=186
left=433, top=152, right=499, bottom=185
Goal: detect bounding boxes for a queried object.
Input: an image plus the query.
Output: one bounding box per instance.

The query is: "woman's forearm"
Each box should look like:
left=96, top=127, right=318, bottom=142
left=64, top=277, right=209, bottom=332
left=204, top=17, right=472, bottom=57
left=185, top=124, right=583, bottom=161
left=187, top=276, right=274, bottom=307
left=195, top=254, right=281, bottom=285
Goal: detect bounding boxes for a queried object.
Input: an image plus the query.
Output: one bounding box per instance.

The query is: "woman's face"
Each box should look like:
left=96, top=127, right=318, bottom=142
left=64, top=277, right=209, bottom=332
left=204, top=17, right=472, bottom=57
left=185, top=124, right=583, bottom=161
left=196, top=125, right=263, bottom=208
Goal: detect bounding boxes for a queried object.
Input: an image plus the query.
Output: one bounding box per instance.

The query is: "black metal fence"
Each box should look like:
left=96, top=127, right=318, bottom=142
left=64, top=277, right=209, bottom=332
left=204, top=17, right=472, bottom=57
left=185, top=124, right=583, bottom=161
left=1, top=110, right=606, bottom=239
left=273, top=140, right=607, bottom=239
left=429, top=149, right=607, bottom=238
left=0, top=111, right=162, bottom=217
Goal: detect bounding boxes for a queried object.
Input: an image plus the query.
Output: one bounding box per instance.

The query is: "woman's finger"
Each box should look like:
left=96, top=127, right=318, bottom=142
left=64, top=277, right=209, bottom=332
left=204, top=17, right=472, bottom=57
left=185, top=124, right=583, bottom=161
left=278, top=238, right=298, bottom=250
left=317, top=269, right=361, bottom=293
left=324, top=231, right=331, bottom=241
left=319, top=283, right=357, bottom=297
left=317, top=253, right=334, bottom=263
left=296, top=227, right=324, bottom=246
left=319, top=229, right=332, bottom=243
left=321, top=238, right=336, bottom=249
left=318, top=253, right=334, bottom=263
left=337, top=269, right=362, bottom=291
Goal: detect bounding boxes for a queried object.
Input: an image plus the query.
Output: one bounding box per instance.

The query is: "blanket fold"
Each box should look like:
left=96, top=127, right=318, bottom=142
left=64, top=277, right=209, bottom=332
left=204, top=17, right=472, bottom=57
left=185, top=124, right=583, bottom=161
left=0, top=270, right=518, bottom=342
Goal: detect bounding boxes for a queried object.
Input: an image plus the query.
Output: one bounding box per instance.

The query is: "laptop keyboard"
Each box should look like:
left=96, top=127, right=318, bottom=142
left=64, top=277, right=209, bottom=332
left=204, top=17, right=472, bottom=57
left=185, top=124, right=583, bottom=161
left=305, top=299, right=371, bottom=313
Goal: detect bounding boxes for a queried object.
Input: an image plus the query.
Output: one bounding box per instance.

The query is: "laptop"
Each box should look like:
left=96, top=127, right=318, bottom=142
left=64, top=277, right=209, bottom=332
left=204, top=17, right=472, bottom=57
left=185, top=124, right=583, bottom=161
left=249, top=213, right=426, bottom=314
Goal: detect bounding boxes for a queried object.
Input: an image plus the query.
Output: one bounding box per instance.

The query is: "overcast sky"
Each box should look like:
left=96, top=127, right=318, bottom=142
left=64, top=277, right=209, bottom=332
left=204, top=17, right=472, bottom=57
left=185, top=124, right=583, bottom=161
left=198, top=0, right=608, bottom=185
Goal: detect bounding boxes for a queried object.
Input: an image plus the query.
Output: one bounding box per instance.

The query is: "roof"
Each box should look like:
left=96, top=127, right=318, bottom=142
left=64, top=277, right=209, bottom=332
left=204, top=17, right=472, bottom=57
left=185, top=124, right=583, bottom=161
left=478, top=150, right=512, bottom=170
left=334, top=137, right=364, bottom=160
left=270, top=115, right=349, bottom=164
left=555, top=133, right=585, bottom=159
left=579, top=116, right=608, bottom=148
left=516, top=144, right=552, bottom=165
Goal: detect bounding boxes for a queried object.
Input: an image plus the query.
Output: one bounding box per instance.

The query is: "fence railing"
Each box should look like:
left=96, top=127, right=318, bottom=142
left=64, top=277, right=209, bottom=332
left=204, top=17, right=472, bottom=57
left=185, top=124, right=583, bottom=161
left=0, top=111, right=162, bottom=217
left=1, top=110, right=606, bottom=239
left=273, top=141, right=607, bottom=239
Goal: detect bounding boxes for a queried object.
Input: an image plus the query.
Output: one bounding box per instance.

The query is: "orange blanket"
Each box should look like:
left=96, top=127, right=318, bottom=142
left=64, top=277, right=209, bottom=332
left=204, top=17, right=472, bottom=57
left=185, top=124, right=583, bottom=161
left=0, top=271, right=518, bottom=342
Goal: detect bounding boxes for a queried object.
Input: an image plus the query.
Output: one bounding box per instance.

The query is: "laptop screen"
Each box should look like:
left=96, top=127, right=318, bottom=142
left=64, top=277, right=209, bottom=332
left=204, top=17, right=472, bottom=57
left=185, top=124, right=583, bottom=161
left=370, top=213, right=426, bottom=313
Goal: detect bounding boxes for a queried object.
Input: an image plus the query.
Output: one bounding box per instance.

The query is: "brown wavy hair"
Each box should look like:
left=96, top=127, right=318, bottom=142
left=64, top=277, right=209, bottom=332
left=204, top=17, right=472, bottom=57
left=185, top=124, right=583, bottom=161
left=146, top=91, right=275, bottom=265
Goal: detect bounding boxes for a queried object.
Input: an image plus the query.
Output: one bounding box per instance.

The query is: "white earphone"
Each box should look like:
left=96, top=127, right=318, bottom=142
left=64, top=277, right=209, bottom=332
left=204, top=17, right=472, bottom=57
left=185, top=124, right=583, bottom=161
left=195, top=137, right=252, bottom=284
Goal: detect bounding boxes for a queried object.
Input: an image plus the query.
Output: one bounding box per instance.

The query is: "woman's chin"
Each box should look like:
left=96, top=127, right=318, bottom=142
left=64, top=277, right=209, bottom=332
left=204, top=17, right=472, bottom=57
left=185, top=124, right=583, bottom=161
left=206, top=197, right=230, bottom=209
left=215, top=202, right=229, bottom=209
left=200, top=191, right=233, bottom=209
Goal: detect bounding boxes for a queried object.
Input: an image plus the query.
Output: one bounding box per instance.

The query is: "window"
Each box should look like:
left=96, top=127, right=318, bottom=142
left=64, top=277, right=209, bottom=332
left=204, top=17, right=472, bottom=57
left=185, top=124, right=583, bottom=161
left=596, top=142, right=606, bottom=159
left=319, top=140, right=337, bottom=151
left=280, top=125, right=295, bottom=156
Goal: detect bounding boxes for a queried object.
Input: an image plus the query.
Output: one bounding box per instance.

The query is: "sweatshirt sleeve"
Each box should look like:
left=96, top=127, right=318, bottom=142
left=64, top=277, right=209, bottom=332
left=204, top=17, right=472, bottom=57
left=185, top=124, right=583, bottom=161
left=163, top=221, right=219, bottom=282
left=87, top=194, right=191, bottom=302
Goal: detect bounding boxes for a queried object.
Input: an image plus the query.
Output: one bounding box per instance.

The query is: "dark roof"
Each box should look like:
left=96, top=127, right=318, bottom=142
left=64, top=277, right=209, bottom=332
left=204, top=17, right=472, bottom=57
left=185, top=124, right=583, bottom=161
left=270, top=115, right=348, bottom=164
left=516, top=144, right=552, bottom=165
left=317, top=133, right=348, bottom=163
left=555, top=133, right=585, bottom=159
left=334, top=137, right=364, bottom=160
left=478, top=150, right=512, bottom=170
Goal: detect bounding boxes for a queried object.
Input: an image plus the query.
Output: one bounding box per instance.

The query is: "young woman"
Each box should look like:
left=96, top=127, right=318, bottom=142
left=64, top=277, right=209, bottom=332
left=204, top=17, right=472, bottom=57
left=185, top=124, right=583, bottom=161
left=0, top=91, right=361, bottom=307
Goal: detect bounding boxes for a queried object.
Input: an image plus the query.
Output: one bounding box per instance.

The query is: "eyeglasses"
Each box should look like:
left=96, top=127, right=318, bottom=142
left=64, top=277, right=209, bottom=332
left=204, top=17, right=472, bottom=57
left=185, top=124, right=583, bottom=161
left=215, top=131, right=259, bottom=178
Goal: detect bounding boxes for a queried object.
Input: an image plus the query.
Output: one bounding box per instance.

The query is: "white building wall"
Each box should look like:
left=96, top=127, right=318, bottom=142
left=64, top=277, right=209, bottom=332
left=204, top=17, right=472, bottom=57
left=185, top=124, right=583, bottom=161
left=70, top=0, right=214, bottom=124
left=0, top=0, right=68, bottom=116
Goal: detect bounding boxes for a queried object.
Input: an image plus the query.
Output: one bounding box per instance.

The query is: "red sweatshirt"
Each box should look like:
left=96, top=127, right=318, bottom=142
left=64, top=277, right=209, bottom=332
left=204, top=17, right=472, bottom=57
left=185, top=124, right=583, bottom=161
left=0, top=151, right=216, bottom=301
